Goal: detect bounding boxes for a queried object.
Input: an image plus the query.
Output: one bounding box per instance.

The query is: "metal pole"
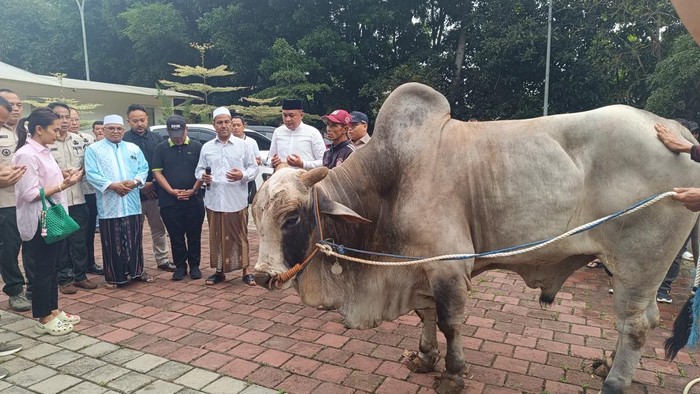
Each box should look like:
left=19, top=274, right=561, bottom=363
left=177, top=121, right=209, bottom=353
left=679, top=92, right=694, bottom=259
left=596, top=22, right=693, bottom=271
left=76, top=0, right=90, bottom=81
left=543, top=0, right=552, bottom=116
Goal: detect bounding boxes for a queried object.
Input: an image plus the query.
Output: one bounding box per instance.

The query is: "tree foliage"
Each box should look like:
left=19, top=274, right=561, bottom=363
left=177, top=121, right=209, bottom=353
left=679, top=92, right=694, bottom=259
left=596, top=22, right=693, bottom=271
left=0, top=0, right=696, bottom=124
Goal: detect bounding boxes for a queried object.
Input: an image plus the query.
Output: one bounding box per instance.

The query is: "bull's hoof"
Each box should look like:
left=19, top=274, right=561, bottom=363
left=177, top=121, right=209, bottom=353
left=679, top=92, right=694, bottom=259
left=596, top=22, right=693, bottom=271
left=591, top=356, right=613, bottom=378
left=433, top=373, right=464, bottom=394
left=404, top=351, right=439, bottom=373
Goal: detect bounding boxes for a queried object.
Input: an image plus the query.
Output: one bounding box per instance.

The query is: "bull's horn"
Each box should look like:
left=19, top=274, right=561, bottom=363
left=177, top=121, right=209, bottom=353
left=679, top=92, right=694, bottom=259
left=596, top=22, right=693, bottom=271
left=300, top=167, right=329, bottom=187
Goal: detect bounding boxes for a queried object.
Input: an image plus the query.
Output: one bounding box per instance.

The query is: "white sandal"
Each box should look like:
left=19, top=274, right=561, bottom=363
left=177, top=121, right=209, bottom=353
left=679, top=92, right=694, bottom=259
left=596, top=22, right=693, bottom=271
left=34, top=318, right=73, bottom=336
left=56, top=311, right=80, bottom=325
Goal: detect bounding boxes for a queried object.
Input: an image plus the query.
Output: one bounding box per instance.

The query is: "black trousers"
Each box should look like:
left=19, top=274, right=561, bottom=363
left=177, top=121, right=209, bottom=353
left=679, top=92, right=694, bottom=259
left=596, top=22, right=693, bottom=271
left=659, top=244, right=684, bottom=294
left=84, top=193, right=98, bottom=267
left=0, top=207, right=30, bottom=296
left=57, top=204, right=89, bottom=284
left=24, top=228, right=63, bottom=318
left=160, top=200, right=205, bottom=270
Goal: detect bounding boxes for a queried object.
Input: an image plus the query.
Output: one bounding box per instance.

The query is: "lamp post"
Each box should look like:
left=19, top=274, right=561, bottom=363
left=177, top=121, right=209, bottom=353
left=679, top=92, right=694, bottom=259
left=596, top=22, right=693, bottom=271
left=543, top=0, right=552, bottom=116
left=76, top=0, right=90, bottom=81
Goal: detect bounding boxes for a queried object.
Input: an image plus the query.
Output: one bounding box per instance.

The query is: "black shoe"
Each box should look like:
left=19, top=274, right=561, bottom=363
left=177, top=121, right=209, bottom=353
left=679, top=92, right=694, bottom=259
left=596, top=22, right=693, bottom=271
left=158, top=261, right=177, bottom=272
left=87, top=264, right=104, bottom=275
left=172, top=267, right=187, bottom=281
left=189, top=266, right=202, bottom=280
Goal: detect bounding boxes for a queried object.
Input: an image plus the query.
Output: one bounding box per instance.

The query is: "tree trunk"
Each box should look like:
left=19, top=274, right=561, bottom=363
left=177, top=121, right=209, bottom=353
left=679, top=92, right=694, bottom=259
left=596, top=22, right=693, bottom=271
left=451, top=27, right=468, bottom=90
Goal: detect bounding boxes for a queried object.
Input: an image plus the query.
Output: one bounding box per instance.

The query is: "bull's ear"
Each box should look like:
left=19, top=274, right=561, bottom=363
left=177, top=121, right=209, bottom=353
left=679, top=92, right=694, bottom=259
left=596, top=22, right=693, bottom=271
left=319, top=199, right=371, bottom=224
left=300, top=167, right=329, bottom=188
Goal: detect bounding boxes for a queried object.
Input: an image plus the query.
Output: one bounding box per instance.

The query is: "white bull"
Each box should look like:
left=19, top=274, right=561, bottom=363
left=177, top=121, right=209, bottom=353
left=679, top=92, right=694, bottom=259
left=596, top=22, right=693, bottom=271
left=252, top=82, right=699, bottom=393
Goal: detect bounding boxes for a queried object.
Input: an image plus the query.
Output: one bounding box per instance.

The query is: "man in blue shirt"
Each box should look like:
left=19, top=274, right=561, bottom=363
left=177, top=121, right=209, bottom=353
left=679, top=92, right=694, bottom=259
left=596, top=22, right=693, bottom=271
left=85, top=115, right=151, bottom=288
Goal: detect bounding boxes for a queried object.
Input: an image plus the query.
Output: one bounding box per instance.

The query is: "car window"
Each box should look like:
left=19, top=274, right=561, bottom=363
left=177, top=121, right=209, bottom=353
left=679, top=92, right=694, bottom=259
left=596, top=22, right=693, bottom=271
left=245, top=132, right=271, bottom=150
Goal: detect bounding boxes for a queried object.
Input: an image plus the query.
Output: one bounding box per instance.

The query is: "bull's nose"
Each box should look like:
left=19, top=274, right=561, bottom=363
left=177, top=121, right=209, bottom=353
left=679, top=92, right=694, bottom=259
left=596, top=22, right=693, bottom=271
left=254, top=272, right=272, bottom=289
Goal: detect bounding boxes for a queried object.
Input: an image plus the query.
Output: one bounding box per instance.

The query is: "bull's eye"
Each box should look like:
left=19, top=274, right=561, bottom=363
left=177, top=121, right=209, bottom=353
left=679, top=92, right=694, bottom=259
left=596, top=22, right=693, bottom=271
left=283, top=216, right=300, bottom=228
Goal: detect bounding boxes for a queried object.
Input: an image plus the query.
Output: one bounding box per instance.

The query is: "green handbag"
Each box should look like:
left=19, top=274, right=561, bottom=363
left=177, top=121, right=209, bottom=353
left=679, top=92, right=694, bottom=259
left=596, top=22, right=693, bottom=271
left=40, top=188, right=79, bottom=244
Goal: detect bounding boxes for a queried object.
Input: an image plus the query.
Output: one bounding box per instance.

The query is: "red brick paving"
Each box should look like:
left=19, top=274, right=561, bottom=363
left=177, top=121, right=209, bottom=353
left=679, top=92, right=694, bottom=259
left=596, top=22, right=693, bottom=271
left=6, top=220, right=700, bottom=393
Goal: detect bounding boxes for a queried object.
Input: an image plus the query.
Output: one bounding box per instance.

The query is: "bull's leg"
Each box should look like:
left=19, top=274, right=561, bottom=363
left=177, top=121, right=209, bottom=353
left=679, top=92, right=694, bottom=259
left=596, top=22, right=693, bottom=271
left=407, top=308, right=440, bottom=372
left=603, top=284, right=660, bottom=393
left=432, top=276, right=467, bottom=394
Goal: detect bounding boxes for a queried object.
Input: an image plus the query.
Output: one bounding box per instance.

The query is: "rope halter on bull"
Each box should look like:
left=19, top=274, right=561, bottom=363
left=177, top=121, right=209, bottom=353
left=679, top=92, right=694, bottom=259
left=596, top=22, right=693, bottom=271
left=270, top=190, right=679, bottom=288
left=316, top=191, right=679, bottom=266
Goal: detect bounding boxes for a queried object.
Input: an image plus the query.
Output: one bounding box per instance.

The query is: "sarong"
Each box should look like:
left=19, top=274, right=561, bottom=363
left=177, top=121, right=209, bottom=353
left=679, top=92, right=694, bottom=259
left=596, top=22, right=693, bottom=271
left=100, top=214, right=145, bottom=284
left=206, top=208, right=248, bottom=273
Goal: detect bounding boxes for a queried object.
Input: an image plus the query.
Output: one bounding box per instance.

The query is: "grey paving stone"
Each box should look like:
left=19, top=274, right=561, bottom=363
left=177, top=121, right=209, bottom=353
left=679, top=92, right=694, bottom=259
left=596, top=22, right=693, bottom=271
left=5, top=364, right=57, bottom=387
left=0, top=386, right=34, bottom=393
left=82, top=364, right=130, bottom=385
left=134, top=380, right=185, bottom=393
left=28, top=373, right=82, bottom=394
left=7, top=336, right=40, bottom=351
left=174, top=368, right=220, bottom=390
left=0, top=357, right=36, bottom=374
left=61, top=381, right=109, bottom=394
left=0, top=332, right=22, bottom=343
left=239, top=385, right=279, bottom=394
left=106, top=371, right=156, bottom=392
left=37, top=349, right=83, bottom=368
left=100, top=348, right=143, bottom=365
left=124, top=353, right=169, bottom=373
left=3, top=319, right=37, bottom=333
left=57, top=356, right=107, bottom=375
left=78, top=341, right=120, bottom=358
left=38, top=332, right=80, bottom=344
left=0, top=381, right=12, bottom=391
left=17, top=327, right=42, bottom=339
left=0, top=315, right=25, bottom=328
left=18, top=342, right=62, bottom=360
left=202, top=376, right=248, bottom=394
left=177, top=389, right=205, bottom=394
left=58, top=335, right=100, bottom=351
left=147, top=361, right=193, bottom=381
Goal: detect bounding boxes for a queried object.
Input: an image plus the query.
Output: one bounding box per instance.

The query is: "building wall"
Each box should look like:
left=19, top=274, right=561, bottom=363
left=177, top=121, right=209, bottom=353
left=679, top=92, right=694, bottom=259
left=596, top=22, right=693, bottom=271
left=0, top=80, right=173, bottom=124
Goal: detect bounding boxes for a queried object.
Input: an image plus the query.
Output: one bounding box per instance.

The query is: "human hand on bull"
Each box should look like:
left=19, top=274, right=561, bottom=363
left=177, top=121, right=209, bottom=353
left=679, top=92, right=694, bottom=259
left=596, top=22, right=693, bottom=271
left=271, top=154, right=282, bottom=168
left=656, top=123, right=693, bottom=153
left=286, top=154, right=304, bottom=168
left=672, top=187, right=700, bottom=211
left=226, top=168, right=243, bottom=182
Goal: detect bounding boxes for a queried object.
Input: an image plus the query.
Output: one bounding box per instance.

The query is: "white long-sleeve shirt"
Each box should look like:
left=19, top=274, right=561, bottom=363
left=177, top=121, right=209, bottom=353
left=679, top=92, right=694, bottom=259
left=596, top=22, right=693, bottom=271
left=195, top=136, right=258, bottom=213
left=268, top=122, right=326, bottom=169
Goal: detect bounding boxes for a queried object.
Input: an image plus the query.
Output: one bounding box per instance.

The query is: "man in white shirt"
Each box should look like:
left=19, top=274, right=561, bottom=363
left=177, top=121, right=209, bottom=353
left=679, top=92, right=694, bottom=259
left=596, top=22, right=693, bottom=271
left=268, top=99, right=325, bottom=170
left=196, top=107, right=259, bottom=286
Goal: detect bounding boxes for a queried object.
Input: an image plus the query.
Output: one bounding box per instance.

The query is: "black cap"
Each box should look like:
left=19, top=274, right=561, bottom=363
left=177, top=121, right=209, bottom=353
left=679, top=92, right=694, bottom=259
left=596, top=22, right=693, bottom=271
left=282, top=99, right=303, bottom=110
left=350, top=111, right=368, bottom=124
left=166, top=115, right=187, bottom=137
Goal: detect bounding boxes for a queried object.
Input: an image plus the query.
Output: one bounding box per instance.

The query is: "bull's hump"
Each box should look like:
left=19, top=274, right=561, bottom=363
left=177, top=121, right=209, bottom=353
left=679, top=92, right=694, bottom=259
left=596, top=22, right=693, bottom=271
left=374, top=83, right=452, bottom=150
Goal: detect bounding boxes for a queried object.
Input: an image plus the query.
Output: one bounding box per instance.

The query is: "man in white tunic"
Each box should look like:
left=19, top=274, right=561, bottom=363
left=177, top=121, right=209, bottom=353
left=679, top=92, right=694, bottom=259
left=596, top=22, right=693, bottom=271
left=268, top=99, right=325, bottom=170
left=196, top=107, right=258, bottom=286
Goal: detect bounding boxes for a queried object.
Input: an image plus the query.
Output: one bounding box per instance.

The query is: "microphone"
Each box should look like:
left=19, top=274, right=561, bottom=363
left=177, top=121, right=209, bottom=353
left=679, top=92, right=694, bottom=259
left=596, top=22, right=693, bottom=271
left=205, top=166, right=211, bottom=190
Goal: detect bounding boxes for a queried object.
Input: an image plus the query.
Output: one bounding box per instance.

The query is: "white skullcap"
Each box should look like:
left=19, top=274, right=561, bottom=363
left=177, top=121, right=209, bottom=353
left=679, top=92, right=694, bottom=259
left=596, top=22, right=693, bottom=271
left=103, top=114, right=124, bottom=126
left=212, top=107, right=231, bottom=119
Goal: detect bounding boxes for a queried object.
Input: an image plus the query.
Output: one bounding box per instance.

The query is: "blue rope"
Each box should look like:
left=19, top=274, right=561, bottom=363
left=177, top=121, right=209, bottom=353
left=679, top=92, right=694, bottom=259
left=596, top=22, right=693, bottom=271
left=319, top=192, right=666, bottom=261
left=689, top=290, right=700, bottom=348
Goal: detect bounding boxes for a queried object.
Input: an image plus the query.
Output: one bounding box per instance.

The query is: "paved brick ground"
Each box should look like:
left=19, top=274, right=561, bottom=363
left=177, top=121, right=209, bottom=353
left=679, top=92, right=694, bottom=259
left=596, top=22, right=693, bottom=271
left=1, top=218, right=699, bottom=393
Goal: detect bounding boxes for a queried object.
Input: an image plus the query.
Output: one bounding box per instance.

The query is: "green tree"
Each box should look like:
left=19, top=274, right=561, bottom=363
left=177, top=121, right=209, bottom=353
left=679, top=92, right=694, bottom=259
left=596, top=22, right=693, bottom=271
left=118, top=2, right=192, bottom=85
left=646, top=35, right=700, bottom=120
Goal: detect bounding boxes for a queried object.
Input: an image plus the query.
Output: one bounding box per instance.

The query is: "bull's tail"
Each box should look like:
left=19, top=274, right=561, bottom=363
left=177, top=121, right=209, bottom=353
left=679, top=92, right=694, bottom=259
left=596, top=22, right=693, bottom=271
left=665, top=296, right=694, bottom=360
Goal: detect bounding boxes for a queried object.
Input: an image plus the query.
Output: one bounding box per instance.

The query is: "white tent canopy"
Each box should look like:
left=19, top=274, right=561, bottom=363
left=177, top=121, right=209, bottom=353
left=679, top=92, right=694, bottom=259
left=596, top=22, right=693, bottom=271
left=0, top=61, right=198, bottom=123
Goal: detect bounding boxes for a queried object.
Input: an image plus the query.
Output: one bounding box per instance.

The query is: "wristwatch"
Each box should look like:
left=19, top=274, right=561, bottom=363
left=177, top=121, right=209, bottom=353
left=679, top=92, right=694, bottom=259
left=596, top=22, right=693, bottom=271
left=133, top=178, right=144, bottom=188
